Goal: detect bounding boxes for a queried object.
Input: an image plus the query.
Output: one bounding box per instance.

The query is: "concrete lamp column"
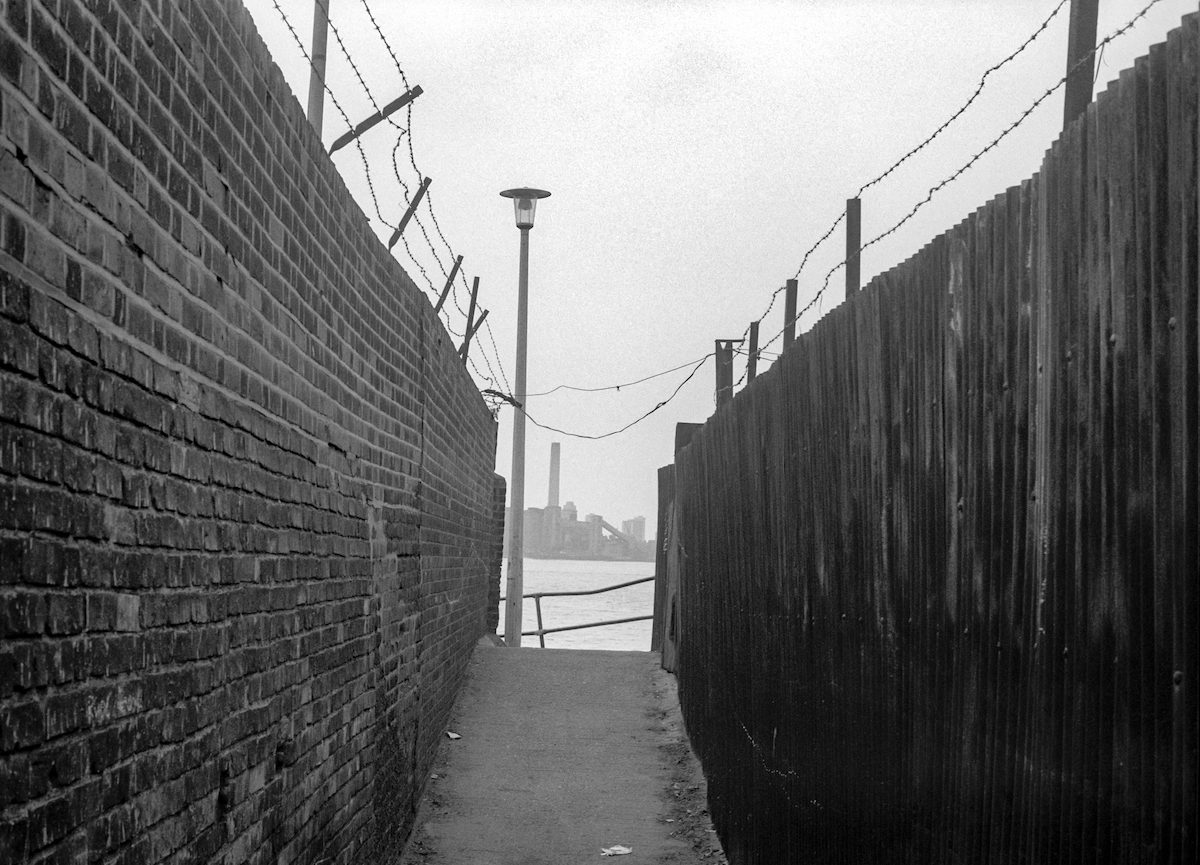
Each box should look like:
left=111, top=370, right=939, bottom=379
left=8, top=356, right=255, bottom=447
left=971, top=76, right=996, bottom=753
left=500, top=187, right=551, bottom=648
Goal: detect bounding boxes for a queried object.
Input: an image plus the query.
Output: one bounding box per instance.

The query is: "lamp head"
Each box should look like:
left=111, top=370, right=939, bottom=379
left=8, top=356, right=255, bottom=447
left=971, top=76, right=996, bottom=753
left=500, top=188, right=551, bottom=229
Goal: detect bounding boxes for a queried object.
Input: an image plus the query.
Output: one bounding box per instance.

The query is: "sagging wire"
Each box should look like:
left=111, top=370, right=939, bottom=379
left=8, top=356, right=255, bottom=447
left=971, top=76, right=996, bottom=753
left=483, top=354, right=712, bottom=440
left=523, top=354, right=713, bottom=397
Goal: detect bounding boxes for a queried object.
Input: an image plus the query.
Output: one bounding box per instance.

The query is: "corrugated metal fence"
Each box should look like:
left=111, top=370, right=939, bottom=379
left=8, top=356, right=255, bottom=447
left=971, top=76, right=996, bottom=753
left=668, top=17, right=1197, bottom=865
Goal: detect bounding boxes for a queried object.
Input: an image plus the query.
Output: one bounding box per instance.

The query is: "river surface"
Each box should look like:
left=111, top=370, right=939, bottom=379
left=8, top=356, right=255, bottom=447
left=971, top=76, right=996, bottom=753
left=498, top=559, right=655, bottom=651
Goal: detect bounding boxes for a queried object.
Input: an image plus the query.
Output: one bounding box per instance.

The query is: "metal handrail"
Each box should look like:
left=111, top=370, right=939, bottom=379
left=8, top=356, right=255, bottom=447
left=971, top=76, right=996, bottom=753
left=500, top=576, right=655, bottom=648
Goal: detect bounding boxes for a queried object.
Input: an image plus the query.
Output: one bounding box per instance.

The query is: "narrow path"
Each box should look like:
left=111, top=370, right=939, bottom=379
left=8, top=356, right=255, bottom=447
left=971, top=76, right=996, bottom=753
left=401, top=645, right=725, bottom=865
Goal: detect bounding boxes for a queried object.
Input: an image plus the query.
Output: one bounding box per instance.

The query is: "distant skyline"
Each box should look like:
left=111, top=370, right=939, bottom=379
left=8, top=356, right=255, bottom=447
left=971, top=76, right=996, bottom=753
left=244, top=0, right=1195, bottom=525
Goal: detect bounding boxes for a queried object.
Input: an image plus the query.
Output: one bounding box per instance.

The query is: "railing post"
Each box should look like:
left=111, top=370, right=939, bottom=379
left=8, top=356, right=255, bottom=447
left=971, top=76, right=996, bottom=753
left=535, top=596, right=546, bottom=648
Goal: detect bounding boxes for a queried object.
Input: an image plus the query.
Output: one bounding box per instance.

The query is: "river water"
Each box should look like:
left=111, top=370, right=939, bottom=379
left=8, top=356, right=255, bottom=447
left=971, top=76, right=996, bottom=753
left=497, top=559, right=656, bottom=651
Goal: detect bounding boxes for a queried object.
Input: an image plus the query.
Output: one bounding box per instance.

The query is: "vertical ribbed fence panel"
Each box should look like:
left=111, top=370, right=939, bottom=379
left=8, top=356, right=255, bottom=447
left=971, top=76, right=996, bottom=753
left=672, top=17, right=1197, bottom=865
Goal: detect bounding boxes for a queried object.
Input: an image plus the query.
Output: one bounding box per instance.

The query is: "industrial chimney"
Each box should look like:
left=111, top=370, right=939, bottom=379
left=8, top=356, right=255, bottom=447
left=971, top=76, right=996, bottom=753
left=548, top=442, right=561, bottom=508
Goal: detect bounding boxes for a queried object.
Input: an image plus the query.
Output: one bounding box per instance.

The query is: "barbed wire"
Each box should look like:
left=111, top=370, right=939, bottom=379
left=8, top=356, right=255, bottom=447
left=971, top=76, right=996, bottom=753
left=357, top=0, right=477, bottom=320
left=271, top=1, right=390, bottom=230
left=483, top=320, right=514, bottom=396
left=283, top=0, right=1152, bottom=434
left=742, top=0, right=1164, bottom=379
left=309, top=0, right=513, bottom=391
left=465, top=0, right=1080, bottom=417
left=273, top=0, right=509, bottom=393
left=750, top=0, right=1072, bottom=333
left=319, top=2, right=453, bottom=308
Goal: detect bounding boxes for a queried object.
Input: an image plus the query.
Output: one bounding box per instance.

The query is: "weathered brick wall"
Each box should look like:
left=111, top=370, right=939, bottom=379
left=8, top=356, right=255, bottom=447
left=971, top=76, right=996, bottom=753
left=485, top=474, right=505, bottom=635
left=0, top=1, right=500, bottom=863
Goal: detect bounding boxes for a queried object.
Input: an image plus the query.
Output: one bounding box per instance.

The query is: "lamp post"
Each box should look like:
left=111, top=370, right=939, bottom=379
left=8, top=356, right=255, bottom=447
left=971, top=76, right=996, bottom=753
left=500, top=187, right=551, bottom=648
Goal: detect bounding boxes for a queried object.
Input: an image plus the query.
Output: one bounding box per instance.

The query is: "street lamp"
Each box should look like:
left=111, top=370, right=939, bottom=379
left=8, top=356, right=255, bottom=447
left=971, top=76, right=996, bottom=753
left=500, top=187, right=551, bottom=648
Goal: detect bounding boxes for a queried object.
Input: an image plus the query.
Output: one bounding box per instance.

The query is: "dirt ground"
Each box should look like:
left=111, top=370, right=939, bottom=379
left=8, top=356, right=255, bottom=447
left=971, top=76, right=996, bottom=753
left=649, top=668, right=728, bottom=863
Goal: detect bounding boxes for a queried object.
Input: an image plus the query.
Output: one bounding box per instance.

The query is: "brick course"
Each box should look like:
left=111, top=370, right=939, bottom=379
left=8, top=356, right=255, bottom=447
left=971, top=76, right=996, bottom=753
left=0, top=1, right=501, bottom=862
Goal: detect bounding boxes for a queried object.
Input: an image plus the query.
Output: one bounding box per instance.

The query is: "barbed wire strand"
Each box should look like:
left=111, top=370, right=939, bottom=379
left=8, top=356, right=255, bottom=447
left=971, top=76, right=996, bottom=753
left=272, top=1, right=391, bottom=231
left=292, top=0, right=511, bottom=392
left=358, top=0, right=476, bottom=320
left=341, top=0, right=512, bottom=384
left=745, top=0, right=1163, bottom=380
left=462, top=0, right=1089, bottom=420
left=749, top=0, right=1072, bottom=333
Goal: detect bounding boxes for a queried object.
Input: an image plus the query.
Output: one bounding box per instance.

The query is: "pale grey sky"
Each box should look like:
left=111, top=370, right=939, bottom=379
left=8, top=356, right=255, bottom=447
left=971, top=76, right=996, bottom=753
left=244, top=0, right=1195, bottom=531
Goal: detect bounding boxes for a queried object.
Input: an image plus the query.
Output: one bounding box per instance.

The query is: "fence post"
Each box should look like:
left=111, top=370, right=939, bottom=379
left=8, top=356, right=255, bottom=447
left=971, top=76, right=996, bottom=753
left=747, top=320, right=760, bottom=382
left=651, top=465, right=675, bottom=653
left=846, top=197, right=861, bottom=298
left=784, top=279, right=797, bottom=347
left=715, top=340, right=738, bottom=406
left=1063, top=0, right=1099, bottom=129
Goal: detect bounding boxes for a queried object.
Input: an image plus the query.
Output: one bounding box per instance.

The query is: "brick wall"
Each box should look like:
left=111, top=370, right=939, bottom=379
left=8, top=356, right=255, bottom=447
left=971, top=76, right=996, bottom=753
left=485, top=474, right=505, bottom=635
left=0, top=1, right=501, bottom=863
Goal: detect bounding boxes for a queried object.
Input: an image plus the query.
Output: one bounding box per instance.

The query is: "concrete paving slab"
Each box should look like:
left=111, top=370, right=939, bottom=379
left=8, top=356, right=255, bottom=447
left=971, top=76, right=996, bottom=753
left=401, top=645, right=725, bottom=865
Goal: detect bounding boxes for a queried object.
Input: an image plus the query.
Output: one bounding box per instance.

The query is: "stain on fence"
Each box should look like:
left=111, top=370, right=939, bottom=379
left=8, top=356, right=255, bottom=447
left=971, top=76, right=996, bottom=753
left=669, top=16, right=1197, bottom=865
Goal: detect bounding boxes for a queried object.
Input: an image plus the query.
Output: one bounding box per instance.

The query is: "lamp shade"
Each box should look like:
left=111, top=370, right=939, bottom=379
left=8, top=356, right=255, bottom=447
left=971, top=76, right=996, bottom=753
left=500, top=188, right=551, bottom=229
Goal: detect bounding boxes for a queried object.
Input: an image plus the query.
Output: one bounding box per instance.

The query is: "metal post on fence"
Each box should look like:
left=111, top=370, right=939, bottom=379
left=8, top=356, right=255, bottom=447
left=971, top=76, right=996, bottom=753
left=306, top=0, right=331, bottom=136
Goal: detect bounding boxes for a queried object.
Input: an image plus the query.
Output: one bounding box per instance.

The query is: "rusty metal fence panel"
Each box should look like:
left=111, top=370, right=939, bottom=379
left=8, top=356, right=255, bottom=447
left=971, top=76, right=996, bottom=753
left=672, top=17, right=1197, bottom=865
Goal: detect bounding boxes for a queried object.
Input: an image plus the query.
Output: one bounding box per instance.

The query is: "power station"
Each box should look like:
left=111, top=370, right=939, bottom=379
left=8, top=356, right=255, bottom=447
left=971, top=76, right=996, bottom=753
left=505, top=443, right=653, bottom=561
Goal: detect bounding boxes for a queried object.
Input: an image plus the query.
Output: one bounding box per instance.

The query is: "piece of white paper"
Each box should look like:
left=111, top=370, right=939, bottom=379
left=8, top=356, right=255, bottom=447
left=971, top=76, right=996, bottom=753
left=445, top=731, right=462, bottom=740
left=600, top=845, right=632, bottom=856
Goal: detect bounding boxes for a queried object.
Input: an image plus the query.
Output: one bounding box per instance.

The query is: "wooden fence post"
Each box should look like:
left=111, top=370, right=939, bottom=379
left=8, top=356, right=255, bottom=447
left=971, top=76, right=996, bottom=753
left=784, top=279, right=798, bottom=346
left=715, top=340, right=733, bottom=406
left=747, top=320, right=760, bottom=382
left=846, top=197, right=861, bottom=298
left=1063, top=0, right=1099, bottom=129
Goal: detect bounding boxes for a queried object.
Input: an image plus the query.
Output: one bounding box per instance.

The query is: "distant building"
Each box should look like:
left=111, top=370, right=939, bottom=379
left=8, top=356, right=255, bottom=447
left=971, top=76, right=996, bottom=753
left=501, top=445, right=653, bottom=561
left=621, top=517, right=646, bottom=544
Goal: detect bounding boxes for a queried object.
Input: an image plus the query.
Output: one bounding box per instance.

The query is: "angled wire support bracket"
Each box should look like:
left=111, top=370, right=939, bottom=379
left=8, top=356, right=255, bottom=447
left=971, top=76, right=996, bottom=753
left=460, top=309, right=488, bottom=361
left=387, top=177, right=431, bottom=250
left=435, top=255, right=463, bottom=314
left=329, top=85, right=424, bottom=154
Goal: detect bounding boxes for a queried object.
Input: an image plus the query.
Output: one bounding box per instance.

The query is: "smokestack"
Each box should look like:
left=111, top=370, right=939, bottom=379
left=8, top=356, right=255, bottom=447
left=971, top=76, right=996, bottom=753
left=548, top=442, right=561, bottom=508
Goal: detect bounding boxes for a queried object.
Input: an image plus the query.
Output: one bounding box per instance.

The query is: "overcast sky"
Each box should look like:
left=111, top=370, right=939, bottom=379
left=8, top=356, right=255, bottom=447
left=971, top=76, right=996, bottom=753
left=243, top=0, right=1195, bottom=533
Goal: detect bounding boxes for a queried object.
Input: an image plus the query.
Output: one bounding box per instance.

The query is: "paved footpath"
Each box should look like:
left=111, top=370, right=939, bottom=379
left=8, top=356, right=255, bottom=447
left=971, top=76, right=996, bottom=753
left=401, top=645, right=725, bottom=865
